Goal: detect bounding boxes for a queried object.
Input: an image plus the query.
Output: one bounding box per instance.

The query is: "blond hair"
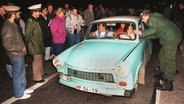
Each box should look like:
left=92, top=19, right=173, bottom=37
left=56, top=7, right=65, bottom=14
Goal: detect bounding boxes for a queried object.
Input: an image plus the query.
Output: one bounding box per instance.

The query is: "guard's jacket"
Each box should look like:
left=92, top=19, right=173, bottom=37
left=142, top=12, right=182, bottom=45
left=25, top=16, right=44, bottom=55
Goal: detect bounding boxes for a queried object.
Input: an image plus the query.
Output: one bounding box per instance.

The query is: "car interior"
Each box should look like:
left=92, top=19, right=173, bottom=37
left=86, top=22, right=137, bottom=40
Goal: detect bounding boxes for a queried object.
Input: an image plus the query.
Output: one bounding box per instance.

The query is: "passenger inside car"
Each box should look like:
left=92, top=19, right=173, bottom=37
left=116, top=23, right=125, bottom=33
left=114, top=23, right=135, bottom=40
left=91, top=23, right=114, bottom=38
left=114, top=23, right=125, bottom=38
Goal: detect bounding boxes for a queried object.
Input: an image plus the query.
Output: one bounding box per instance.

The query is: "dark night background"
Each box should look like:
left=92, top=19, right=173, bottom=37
left=1, top=0, right=147, bottom=9
left=0, top=0, right=178, bottom=10
left=0, top=0, right=181, bottom=21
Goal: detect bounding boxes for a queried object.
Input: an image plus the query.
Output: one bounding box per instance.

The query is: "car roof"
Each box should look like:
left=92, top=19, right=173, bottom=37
left=91, top=16, right=140, bottom=24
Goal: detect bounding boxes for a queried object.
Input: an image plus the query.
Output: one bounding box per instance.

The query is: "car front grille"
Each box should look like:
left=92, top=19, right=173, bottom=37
left=67, top=68, right=114, bottom=82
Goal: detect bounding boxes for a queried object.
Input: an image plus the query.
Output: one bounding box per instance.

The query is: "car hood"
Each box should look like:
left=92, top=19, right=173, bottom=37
left=66, top=41, right=136, bottom=69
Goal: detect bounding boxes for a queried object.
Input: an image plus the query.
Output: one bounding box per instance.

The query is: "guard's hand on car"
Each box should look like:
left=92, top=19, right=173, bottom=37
left=133, top=30, right=142, bottom=35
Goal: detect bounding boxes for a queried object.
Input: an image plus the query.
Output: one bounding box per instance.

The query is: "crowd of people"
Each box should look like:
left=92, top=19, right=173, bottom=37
left=0, top=1, right=183, bottom=100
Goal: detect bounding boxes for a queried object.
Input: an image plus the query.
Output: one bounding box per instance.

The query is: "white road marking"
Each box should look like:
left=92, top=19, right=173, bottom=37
left=2, top=73, right=57, bottom=104
left=156, top=90, right=161, bottom=104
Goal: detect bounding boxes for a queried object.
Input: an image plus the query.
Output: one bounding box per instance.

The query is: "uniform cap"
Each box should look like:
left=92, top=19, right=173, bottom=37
left=4, top=6, right=20, bottom=12
left=140, top=9, right=151, bottom=17
left=28, top=4, right=41, bottom=11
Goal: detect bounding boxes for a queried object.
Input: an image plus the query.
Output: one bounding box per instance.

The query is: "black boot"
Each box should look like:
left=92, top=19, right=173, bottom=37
left=156, top=79, right=173, bottom=91
left=153, top=66, right=164, bottom=81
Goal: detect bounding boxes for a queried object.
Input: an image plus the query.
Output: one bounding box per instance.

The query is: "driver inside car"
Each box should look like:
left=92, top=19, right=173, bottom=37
left=114, top=23, right=135, bottom=40
left=91, top=23, right=113, bottom=38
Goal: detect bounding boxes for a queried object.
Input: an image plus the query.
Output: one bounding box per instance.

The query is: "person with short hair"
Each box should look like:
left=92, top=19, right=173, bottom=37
left=84, top=3, right=95, bottom=26
left=50, top=7, right=66, bottom=55
left=47, top=3, right=55, bottom=22
left=114, top=23, right=125, bottom=38
left=92, top=23, right=113, bottom=38
left=133, top=10, right=182, bottom=91
left=46, top=3, right=56, bottom=60
left=64, top=3, right=71, bottom=17
left=83, top=3, right=95, bottom=32
left=1, top=5, right=33, bottom=99
left=38, top=5, right=52, bottom=61
left=65, top=7, right=85, bottom=47
left=25, top=4, right=45, bottom=83
left=115, top=23, right=135, bottom=40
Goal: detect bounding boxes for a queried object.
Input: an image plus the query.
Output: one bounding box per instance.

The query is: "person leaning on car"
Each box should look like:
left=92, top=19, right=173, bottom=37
left=133, top=10, right=182, bottom=91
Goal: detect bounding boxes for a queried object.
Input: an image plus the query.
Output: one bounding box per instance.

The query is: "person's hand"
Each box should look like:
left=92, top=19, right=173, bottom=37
left=74, top=25, right=78, bottom=29
left=133, top=30, right=142, bottom=36
left=92, top=32, right=96, bottom=37
left=78, top=22, right=81, bottom=26
left=22, top=47, right=26, bottom=53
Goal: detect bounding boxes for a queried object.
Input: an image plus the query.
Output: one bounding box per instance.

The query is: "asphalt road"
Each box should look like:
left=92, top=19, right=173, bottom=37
left=0, top=40, right=184, bottom=104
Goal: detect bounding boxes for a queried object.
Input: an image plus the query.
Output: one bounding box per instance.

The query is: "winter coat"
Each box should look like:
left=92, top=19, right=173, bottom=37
left=1, top=20, right=25, bottom=59
left=25, top=16, right=44, bottom=55
left=142, top=12, right=182, bottom=46
left=38, top=15, right=52, bottom=47
left=50, top=15, right=66, bottom=44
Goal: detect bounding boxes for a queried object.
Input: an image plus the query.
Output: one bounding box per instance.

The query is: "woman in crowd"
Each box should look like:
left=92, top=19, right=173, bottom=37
left=50, top=7, right=66, bottom=55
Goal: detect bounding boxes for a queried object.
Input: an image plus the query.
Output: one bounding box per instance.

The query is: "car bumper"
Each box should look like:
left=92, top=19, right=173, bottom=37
left=58, top=74, right=134, bottom=97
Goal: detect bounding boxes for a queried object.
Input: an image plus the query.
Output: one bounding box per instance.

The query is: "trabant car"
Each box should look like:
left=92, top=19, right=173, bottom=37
left=53, top=16, right=152, bottom=97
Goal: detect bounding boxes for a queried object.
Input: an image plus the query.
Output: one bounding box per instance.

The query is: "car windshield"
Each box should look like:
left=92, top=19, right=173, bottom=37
left=85, top=22, right=136, bottom=40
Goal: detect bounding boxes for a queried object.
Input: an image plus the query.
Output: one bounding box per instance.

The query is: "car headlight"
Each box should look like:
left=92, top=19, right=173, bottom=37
left=53, top=58, right=64, bottom=68
left=115, top=63, right=130, bottom=77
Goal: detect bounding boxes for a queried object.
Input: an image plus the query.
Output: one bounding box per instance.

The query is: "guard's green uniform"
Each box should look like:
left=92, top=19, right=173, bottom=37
left=142, top=13, right=182, bottom=81
left=25, top=16, right=44, bottom=55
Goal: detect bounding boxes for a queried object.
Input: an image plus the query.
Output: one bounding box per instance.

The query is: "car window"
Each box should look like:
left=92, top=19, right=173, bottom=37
left=85, top=22, right=136, bottom=40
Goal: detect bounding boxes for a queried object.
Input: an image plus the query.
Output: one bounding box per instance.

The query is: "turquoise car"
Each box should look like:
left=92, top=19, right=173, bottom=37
left=53, top=16, right=152, bottom=97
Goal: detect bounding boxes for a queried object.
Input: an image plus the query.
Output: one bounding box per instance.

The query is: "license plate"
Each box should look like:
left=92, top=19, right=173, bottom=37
left=62, top=75, right=71, bottom=81
left=76, top=85, right=99, bottom=93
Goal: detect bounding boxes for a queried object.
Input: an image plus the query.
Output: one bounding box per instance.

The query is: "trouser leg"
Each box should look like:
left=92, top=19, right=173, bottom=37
left=158, top=47, right=166, bottom=73
left=54, top=44, right=65, bottom=56
left=68, top=33, right=76, bottom=47
left=32, top=54, right=43, bottom=81
left=75, top=32, right=81, bottom=44
left=11, top=57, right=26, bottom=97
left=159, top=40, right=180, bottom=81
left=45, top=47, right=51, bottom=61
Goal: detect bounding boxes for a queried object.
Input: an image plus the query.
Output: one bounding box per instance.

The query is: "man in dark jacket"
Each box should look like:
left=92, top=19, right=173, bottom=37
left=46, top=3, right=56, bottom=60
left=134, top=10, right=182, bottom=91
left=1, top=5, right=33, bottom=99
left=38, top=6, right=52, bottom=61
